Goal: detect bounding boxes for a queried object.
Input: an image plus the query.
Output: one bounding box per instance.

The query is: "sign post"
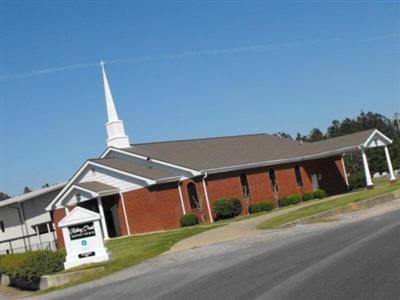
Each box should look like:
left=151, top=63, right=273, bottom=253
left=58, top=206, right=111, bottom=269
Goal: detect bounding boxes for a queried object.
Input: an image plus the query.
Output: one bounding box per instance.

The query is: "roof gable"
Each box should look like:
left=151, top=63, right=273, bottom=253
left=58, top=206, right=100, bottom=227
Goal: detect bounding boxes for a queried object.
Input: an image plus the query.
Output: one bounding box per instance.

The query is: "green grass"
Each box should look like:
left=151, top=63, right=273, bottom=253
left=39, top=225, right=221, bottom=294
left=257, top=181, right=400, bottom=230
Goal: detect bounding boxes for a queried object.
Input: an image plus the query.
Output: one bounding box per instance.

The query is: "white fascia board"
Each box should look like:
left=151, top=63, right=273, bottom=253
left=155, top=176, right=183, bottom=184
left=202, top=145, right=361, bottom=175
left=46, top=161, right=92, bottom=211
left=46, top=160, right=156, bottom=211
left=71, top=184, right=100, bottom=197
left=102, top=147, right=201, bottom=176
left=363, top=129, right=393, bottom=148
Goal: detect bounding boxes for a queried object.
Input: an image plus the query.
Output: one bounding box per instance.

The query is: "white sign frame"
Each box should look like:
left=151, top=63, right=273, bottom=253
left=58, top=207, right=111, bottom=269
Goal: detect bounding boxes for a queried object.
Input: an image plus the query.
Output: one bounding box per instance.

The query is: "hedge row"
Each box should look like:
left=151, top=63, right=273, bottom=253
left=0, top=250, right=65, bottom=284
left=181, top=190, right=327, bottom=224
left=248, top=201, right=273, bottom=214
left=279, top=189, right=327, bottom=207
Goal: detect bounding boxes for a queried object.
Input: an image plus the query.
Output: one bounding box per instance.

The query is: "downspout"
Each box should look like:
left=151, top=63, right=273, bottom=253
left=177, top=178, right=186, bottom=215
left=202, top=172, right=214, bottom=223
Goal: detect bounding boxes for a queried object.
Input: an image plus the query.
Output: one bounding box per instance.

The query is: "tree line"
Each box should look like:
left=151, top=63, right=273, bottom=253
left=274, top=111, right=400, bottom=176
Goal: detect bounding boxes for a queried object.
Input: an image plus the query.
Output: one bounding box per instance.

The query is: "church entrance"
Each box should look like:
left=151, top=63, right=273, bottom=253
left=77, top=196, right=121, bottom=239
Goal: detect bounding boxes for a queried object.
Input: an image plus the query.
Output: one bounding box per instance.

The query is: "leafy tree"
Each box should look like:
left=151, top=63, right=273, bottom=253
left=42, top=183, right=50, bottom=188
left=23, top=186, right=32, bottom=194
left=0, top=192, right=10, bottom=201
left=273, top=132, right=293, bottom=139
left=307, top=128, right=325, bottom=142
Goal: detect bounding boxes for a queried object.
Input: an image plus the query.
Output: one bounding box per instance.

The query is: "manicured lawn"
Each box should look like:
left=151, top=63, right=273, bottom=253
left=40, top=225, right=221, bottom=293
left=257, top=181, right=400, bottom=230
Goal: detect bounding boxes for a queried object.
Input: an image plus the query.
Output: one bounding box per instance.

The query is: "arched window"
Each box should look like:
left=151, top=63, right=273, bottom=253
left=269, top=169, right=279, bottom=193
left=187, top=183, right=200, bottom=209
left=294, top=166, right=303, bottom=187
left=240, top=173, right=250, bottom=198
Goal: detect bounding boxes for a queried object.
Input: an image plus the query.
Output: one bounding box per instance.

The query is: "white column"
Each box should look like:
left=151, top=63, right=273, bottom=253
left=384, top=146, right=396, bottom=181
left=177, top=181, right=186, bottom=215
left=97, top=197, right=109, bottom=240
left=119, top=193, right=131, bottom=236
left=202, top=177, right=214, bottom=223
left=341, top=156, right=349, bottom=189
left=361, top=148, right=374, bottom=188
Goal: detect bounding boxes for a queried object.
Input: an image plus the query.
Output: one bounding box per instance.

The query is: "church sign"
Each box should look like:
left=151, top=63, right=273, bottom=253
left=58, top=207, right=111, bottom=269
left=69, top=222, right=96, bottom=240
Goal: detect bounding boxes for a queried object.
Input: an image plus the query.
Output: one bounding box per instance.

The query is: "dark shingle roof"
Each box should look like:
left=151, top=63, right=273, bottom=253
left=90, top=158, right=179, bottom=180
left=76, top=181, right=117, bottom=193
left=302, top=129, right=376, bottom=155
left=121, top=129, right=377, bottom=171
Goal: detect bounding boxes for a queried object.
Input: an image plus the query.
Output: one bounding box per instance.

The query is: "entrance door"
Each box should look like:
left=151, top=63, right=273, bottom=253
left=311, top=174, right=319, bottom=191
left=102, top=196, right=121, bottom=238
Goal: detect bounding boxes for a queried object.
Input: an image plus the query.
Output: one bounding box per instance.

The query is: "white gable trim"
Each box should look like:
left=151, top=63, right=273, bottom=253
left=46, top=160, right=156, bottom=211
left=58, top=206, right=101, bottom=227
left=101, top=147, right=201, bottom=175
left=363, top=129, right=393, bottom=148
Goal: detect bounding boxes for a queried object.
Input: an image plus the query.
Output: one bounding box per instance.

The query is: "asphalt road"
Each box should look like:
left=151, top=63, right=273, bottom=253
left=45, top=209, right=400, bottom=300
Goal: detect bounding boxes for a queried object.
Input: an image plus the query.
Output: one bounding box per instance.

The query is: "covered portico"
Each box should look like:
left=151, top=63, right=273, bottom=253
left=60, top=181, right=130, bottom=240
left=359, top=130, right=397, bottom=189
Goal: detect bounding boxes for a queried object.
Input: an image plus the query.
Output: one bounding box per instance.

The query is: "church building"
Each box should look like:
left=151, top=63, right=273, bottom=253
left=46, top=63, right=397, bottom=247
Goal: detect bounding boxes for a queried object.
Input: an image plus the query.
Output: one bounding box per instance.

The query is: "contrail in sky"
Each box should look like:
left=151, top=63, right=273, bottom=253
left=1, top=33, right=398, bottom=81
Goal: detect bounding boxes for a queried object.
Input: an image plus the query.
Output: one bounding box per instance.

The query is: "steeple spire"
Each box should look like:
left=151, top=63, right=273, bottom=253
left=100, top=61, right=130, bottom=148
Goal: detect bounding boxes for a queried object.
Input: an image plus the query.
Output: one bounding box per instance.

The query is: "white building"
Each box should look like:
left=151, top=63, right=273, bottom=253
left=0, top=183, right=65, bottom=254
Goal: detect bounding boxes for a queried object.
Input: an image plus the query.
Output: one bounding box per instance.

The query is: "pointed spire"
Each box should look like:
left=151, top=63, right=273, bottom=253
left=100, top=61, right=130, bottom=148
left=101, top=61, right=119, bottom=122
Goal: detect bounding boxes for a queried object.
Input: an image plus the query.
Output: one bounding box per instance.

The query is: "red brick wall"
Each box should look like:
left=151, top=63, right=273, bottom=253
left=180, top=178, right=212, bottom=223
left=52, top=208, right=66, bottom=249
left=52, top=156, right=348, bottom=239
left=302, top=156, right=348, bottom=195
left=122, top=182, right=184, bottom=234
left=116, top=194, right=129, bottom=236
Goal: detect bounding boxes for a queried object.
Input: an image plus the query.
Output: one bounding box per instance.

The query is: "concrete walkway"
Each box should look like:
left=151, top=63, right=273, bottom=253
left=169, top=193, right=349, bottom=252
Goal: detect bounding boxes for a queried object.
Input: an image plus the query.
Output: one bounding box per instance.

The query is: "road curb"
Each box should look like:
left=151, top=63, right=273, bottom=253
left=279, top=190, right=400, bottom=228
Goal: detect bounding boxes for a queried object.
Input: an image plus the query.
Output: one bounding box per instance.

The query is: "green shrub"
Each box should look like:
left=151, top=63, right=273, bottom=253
left=260, top=202, right=273, bottom=211
left=213, top=198, right=243, bottom=220
left=248, top=203, right=262, bottom=214
left=180, top=213, right=199, bottom=227
left=313, top=189, right=327, bottom=199
left=302, top=192, right=314, bottom=201
left=348, top=173, right=366, bottom=190
left=0, top=250, right=65, bottom=284
left=278, top=197, right=290, bottom=207
left=259, top=201, right=273, bottom=212
left=287, top=194, right=301, bottom=205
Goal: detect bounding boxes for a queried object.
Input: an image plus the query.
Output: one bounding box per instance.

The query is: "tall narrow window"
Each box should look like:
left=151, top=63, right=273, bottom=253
left=0, top=221, right=4, bottom=232
left=240, top=174, right=250, bottom=198
left=294, top=166, right=303, bottom=187
left=187, top=183, right=200, bottom=209
left=269, top=169, right=279, bottom=193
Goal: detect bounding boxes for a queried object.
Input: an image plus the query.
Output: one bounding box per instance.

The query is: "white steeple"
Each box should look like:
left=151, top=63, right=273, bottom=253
left=100, top=61, right=130, bottom=148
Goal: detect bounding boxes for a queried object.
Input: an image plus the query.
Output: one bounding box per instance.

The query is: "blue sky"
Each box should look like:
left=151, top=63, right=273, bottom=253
left=1, top=2, right=399, bottom=196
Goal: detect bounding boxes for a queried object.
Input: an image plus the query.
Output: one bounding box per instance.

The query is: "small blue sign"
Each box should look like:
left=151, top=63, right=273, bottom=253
left=81, top=240, right=87, bottom=246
